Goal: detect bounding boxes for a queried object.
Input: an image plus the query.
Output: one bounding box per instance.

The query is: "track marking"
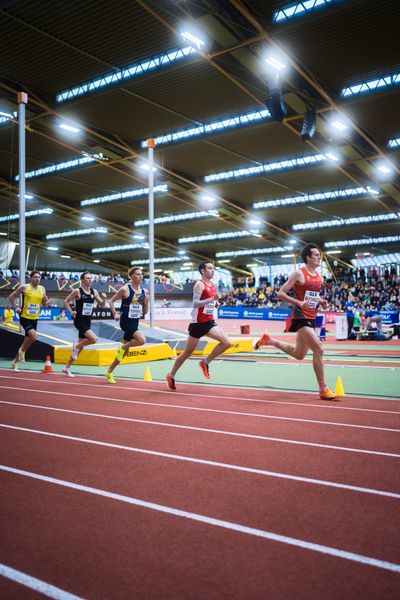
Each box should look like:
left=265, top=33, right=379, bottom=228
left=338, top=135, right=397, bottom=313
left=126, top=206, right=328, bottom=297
left=2, top=423, right=399, bottom=499
left=1, top=400, right=399, bottom=458
left=0, top=365, right=400, bottom=404
left=0, top=373, right=398, bottom=412
left=2, top=465, right=400, bottom=574
left=0, top=563, right=84, bottom=599
left=0, top=384, right=398, bottom=433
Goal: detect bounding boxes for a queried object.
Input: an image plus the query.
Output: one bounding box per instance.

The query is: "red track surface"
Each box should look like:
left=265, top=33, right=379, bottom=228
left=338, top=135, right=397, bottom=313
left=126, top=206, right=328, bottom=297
left=1, top=371, right=400, bottom=599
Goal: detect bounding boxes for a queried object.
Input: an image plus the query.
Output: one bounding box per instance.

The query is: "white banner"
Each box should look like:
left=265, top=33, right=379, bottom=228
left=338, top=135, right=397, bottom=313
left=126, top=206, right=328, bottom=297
left=144, top=307, right=192, bottom=321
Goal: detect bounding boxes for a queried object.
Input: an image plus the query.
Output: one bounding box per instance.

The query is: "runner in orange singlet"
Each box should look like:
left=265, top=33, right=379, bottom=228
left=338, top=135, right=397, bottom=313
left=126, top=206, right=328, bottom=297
left=166, top=261, right=231, bottom=391
left=254, top=243, right=339, bottom=400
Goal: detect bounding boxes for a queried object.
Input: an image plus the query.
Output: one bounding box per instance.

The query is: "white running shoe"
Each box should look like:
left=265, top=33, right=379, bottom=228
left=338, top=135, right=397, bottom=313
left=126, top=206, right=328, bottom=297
left=71, top=342, right=79, bottom=360
left=12, top=360, right=19, bottom=372
left=62, top=367, right=75, bottom=378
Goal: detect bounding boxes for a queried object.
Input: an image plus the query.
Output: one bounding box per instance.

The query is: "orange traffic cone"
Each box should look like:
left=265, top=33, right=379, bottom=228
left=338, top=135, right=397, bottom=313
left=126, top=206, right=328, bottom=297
left=42, top=355, right=54, bottom=374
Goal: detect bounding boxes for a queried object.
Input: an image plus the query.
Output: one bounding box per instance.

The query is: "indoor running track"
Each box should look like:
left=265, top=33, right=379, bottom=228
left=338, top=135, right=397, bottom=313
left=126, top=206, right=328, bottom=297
left=1, top=371, right=400, bottom=600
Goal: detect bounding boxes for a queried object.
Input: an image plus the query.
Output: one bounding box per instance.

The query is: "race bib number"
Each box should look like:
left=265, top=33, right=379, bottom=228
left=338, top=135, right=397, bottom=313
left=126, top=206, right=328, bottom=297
left=304, top=290, right=320, bottom=309
left=82, top=302, right=93, bottom=317
left=27, top=303, right=39, bottom=316
left=128, top=303, right=141, bottom=319
left=204, top=301, right=215, bottom=316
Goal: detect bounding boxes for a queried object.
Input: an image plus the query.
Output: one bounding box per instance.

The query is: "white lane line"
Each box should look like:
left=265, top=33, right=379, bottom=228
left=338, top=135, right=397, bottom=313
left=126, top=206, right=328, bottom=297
left=0, top=385, right=398, bottom=434
left=2, top=465, right=400, bottom=574
left=1, top=400, right=399, bottom=458
left=2, top=423, right=399, bottom=500
left=0, top=374, right=398, bottom=414
left=0, top=563, right=85, bottom=600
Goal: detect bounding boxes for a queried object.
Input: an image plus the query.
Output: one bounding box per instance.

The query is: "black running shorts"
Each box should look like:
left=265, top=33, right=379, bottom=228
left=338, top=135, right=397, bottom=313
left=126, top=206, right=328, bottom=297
left=19, top=317, right=38, bottom=336
left=288, top=318, right=315, bottom=332
left=188, top=320, right=216, bottom=339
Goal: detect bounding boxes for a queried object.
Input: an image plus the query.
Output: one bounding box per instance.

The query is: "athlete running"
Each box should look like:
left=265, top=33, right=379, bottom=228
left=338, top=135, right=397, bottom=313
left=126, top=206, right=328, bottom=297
left=104, top=266, right=149, bottom=384
left=166, top=261, right=231, bottom=391
left=63, top=271, right=106, bottom=377
left=8, top=270, right=51, bottom=371
left=254, top=243, right=339, bottom=400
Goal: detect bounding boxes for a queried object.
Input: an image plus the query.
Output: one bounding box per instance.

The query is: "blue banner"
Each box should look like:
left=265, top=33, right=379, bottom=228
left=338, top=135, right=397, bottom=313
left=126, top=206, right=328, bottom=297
left=218, top=306, right=290, bottom=321
left=0, top=307, right=72, bottom=321
left=380, top=310, right=399, bottom=324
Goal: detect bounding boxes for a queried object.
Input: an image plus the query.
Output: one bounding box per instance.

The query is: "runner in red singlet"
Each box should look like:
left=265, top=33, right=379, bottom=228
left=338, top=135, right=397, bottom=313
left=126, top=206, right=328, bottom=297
left=254, top=243, right=339, bottom=400
left=166, top=261, right=231, bottom=391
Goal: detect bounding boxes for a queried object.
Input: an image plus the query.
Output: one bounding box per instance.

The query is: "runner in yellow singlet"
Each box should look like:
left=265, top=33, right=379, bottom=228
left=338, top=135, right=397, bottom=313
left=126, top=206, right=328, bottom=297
left=8, top=270, right=51, bottom=371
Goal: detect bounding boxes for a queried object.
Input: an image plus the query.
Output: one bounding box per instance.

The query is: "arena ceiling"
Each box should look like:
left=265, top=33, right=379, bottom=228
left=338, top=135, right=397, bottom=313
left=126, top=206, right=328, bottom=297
left=0, top=0, right=399, bottom=277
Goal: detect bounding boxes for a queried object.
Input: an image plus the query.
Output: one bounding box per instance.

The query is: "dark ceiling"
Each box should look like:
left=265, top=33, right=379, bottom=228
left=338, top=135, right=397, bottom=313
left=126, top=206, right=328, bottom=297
left=0, top=0, right=399, bottom=276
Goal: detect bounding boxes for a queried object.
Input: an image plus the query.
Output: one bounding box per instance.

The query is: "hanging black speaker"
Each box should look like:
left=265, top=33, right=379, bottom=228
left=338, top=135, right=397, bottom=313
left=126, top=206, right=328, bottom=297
left=266, top=80, right=287, bottom=122
left=301, top=106, right=316, bottom=140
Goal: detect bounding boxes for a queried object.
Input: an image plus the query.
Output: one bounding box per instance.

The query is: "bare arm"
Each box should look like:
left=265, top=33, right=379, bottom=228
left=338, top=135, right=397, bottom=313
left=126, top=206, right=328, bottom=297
left=142, top=290, right=149, bottom=316
left=41, top=287, right=51, bottom=308
left=109, top=286, right=127, bottom=320
left=192, top=281, right=217, bottom=308
left=93, top=289, right=106, bottom=308
left=277, top=271, right=304, bottom=308
left=8, top=285, right=25, bottom=314
left=64, top=289, right=80, bottom=319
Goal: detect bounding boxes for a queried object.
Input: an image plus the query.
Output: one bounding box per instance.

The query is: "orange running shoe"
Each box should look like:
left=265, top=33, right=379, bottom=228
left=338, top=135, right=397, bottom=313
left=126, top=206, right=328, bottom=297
left=319, top=387, right=339, bottom=401
left=166, top=373, right=176, bottom=391
left=199, top=359, right=210, bottom=379
left=254, top=329, right=272, bottom=350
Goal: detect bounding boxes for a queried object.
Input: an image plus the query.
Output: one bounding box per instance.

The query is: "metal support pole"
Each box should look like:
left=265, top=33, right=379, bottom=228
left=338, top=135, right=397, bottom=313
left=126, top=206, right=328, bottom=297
left=146, top=139, right=156, bottom=328
left=18, top=92, right=28, bottom=284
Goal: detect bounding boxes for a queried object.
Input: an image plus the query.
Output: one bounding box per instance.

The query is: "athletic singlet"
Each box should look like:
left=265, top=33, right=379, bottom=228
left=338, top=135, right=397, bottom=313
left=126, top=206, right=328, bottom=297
left=75, top=286, right=95, bottom=318
left=292, top=267, right=322, bottom=320
left=120, top=285, right=145, bottom=321
left=21, top=284, right=45, bottom=319
left=191, top=280, right=216, bottom=324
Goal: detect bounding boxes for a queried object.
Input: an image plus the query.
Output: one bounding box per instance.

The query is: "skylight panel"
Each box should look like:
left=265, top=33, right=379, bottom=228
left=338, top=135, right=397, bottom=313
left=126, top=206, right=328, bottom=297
left=0, top=208, right=53, bottom=222
left=274, top=0, right=340, bottom=23
left=325, top=235, right=400, bottom=248
left=340, top=72, right=400, bottom=98
left=140, top=109, right=270, bottom=148
left=46, top=227, right=108, bottom=240
left=56, top=47, right=196, bottom=103
left=134, top=210, right=219, bottom=227
left=15, top=155, right=96, bottom=181
left=178, top=230, right=260, bottom=244
left=293, top=213, right=399, bottom=231
left=81, top=185, right=167, bottom=207
left=204, top=154, right=325, bottom=183
left=253, top=186, right=366, bottom=209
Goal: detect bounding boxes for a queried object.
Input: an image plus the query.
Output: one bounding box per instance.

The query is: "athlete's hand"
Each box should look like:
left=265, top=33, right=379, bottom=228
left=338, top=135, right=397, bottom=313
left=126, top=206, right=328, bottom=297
left=319, top=298, right=328, bottom=309
left=71, top=310, right=77, bottom=319
left=298, top=300, right=311, bottom=310
left=15, top=307, right=22, bottom=315
left=113, top=313, right=119, bottom=321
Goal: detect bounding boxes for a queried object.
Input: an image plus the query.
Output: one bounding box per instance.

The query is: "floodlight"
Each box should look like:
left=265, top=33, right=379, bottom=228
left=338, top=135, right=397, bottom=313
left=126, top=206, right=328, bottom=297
left=324, top=149, right=340, bottom=162
left=376, top=160, right=394, bottom=177
left=201, top=194, right=217, bottom=202
left=366, top=186, right=379, bottom=195
left=133, top=234, right=145, bottom=240
left=301, top=106, right=316, bottom=141
left=47, top=246, right=58, bottom=251
left=61, top=254, right=71, bottom=259
left=139, top=162, right=158, bottom=172
left=180, top=28, right=206, bottom=51
left=81, top=216, right=95, bottom=222
left=58, top=121, right=81, bottom=134
left=93, top=259, right=100, bottom=263
left=249, top=218, right=262, bottom=225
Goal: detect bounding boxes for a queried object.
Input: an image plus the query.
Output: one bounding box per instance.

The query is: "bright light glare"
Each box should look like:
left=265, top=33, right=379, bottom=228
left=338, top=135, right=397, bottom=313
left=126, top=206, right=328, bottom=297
left=59, top=122, right=81, bottom=134
left=265, top=55, right=286, bottom=71
left=81, top=216, right=95, bottom=222
left=139, top=162, right=158, bottom=172
left=47, top=246, right=58, bottom=251
left=133, top=234, right=145, bottom=239
left=331, top=120, right=347, bottom=132
left=180, top=30, right=206, bottom=50
left=376, top=162, right=393, bottom=175
left=249, top=218, right=261, bottom=225
left=202, top=194, right=217, bottom=202
left=326, top=250, right=341, bottom=255
left=325, top=150, right=340, bottom=162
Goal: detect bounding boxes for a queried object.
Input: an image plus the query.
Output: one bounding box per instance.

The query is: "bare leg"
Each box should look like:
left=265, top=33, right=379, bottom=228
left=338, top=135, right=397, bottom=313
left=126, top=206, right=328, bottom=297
left=269, top=334, right=309, bottom=361
left=297, top=327, right=326, bottom=391
left=65, top=330, right=97, bottom=369
left=107, top=331, right=146, bottom=374
left=204, top=326, right=231, bottom=364
left=170, top=335, right=199, bottom=378
left=13, top=329, right=37, bottom=362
